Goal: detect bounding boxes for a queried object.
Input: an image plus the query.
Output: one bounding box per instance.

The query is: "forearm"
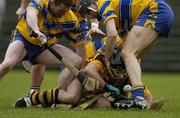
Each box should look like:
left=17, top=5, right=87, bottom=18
left=76, top=43, right=87, bottom=68
left=106, top=35, right=117, bottom=59
left=26, top=8, right=39, bottom=32
left=105, top=19, right=118, bottom=60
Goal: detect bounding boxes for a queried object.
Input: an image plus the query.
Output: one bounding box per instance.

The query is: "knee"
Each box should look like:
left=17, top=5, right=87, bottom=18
left=121, top=49, right=135, bottom=59
left=83, top=65, right=91, bottom=74
left=0, top=60, right=15, bottom=71
left=67, top=92, right=80, bottom=105
left=72, top=55, right=82, bottom=69
left=95, top=97, right=111, bottom=108
left=100, top=101, right=111, bottom=108
left=83, top=64, right=96, bottom=74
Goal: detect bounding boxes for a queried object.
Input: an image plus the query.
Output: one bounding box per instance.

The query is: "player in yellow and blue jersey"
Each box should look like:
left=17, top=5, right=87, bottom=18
left=76, top=0, right=174, bottom=109
left=0, top=0, right=87, bottom=89
left=14, top=0, right=104, bottom=95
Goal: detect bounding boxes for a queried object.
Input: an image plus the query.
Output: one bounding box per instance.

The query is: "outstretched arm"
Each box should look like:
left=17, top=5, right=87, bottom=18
left=76, top=43, right=87, bottom=68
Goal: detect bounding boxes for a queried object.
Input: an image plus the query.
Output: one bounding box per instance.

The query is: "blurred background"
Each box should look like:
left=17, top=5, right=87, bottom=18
left=0, top=0, right=179, bottom=72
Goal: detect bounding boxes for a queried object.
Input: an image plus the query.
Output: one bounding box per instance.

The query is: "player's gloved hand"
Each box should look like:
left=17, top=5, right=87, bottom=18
left=104, top=84, right=120, bottom=97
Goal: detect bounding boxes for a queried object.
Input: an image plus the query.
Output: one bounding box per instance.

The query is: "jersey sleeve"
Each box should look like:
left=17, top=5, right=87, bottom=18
left=98, top=0, right=117, bottom=25
left=64, top=29, right=86, bottom=47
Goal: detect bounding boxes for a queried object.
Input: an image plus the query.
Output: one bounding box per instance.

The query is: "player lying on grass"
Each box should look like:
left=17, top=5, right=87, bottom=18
left=15, top=36, right=164, bottom=110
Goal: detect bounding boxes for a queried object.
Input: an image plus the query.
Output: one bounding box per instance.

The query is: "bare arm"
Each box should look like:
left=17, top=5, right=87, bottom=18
left=105, top=18, right=118, bottom=64
left=26, top=8, right=39, bottom=32
left=26, top=7, right=46, bottom=43
left=76, top=43, right=87, bottom=68
left=104, top=18, right=120, bottom=77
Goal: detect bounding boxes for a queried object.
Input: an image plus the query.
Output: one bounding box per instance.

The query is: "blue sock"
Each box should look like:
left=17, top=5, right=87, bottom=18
left=132, top=87, right=144, bottom=98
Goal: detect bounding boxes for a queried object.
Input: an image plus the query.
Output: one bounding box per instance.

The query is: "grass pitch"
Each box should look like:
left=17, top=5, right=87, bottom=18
left=0, top=70, right=180, bottom=118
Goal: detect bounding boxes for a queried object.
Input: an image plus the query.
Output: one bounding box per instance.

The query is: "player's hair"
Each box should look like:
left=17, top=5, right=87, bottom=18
left=55, top=0, right=72, bottom=7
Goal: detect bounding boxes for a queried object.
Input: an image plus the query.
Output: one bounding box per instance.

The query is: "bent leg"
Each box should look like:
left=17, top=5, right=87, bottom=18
left=0, top=40, right=26, bottom=80
left=56, top=68, right=74, bottom=90
left=58, top=79, right=82, bottom=105
left=36, top=44, right=82, bottom=89
left=30, top=79, right=82, bottom=106
left=83, top=63, right=106, bottom=88
left=36, top=44, right=82, bottom=67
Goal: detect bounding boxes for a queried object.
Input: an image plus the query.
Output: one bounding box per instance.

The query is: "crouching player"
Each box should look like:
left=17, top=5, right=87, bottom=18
left=82, top=39, right=164, bottom=110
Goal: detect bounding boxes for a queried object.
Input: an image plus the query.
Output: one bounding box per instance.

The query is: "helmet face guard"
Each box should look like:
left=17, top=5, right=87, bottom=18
left=110, top=48, right=126, bottom=72
left=76, top=0, right=93, bottom=15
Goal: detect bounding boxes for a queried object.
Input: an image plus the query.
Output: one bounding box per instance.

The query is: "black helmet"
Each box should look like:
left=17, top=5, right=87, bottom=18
left=110, top=48, right=125, bottom=71
left=76, top=0, right=92, bottom=15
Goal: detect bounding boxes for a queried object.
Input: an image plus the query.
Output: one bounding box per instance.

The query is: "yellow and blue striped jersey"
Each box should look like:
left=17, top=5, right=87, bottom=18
left=16, top=0, right=86, bottom=46
left=85, top=35, right=122, bottom=61
left=98, top=0, right=158, bottom=32
left=85, top=37, right=106, bottom=61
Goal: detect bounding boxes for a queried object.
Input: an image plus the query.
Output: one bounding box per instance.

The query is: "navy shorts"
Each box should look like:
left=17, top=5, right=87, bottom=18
left=13, top=30, right=45, bottom=64
left=135, top=0, right=174, bottom=37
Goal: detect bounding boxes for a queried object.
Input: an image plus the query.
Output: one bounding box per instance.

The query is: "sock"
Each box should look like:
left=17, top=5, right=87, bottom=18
left=132, top=84, right=144, bottom=98
left=30, top=88, right=60, bottom=106
left=77, top=71, right=87, bottom=85
left=30, top=86, right=40, bottom=91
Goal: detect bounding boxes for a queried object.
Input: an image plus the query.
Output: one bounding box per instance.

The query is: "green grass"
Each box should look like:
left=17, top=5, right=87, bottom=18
left=0, top=70, right=180, bottom=118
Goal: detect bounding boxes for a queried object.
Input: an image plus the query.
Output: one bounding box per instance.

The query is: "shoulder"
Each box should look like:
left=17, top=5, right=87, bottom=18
left=64, top=10, right=78, bottom=21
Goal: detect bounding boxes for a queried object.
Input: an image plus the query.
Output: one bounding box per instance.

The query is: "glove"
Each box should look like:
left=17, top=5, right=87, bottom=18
left=104, top=84, right=120, bottom=96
